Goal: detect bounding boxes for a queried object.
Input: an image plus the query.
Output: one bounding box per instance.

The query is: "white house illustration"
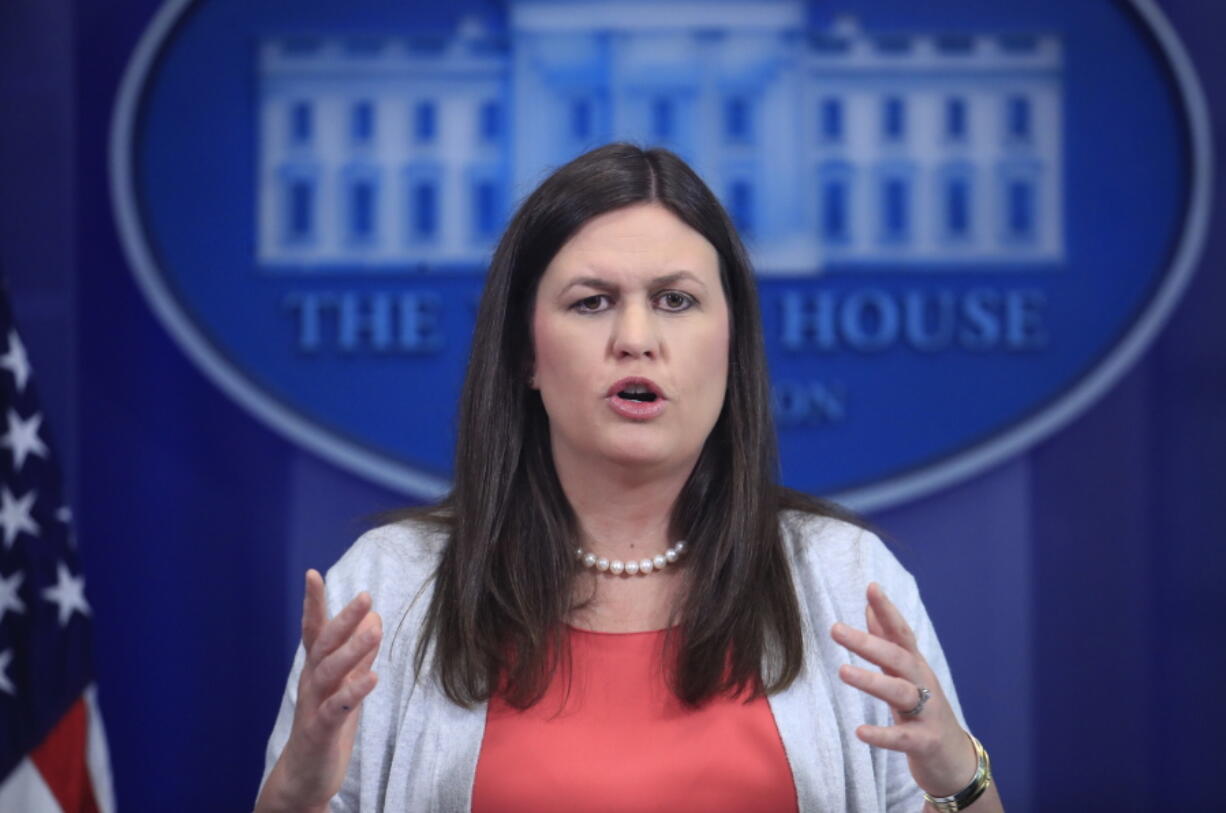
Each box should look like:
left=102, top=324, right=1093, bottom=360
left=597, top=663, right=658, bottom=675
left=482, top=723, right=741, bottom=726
left=256, top=1, right=1064, bottom=274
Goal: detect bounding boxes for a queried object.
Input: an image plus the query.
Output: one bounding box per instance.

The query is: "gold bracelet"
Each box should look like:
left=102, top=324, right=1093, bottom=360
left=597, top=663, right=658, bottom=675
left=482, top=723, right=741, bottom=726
left=921, top=732, right=992, bottom=812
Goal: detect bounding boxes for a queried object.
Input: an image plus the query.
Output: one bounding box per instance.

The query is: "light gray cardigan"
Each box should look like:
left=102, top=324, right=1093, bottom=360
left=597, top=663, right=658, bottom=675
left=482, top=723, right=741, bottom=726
left=260, top=513, right=967, bottom=812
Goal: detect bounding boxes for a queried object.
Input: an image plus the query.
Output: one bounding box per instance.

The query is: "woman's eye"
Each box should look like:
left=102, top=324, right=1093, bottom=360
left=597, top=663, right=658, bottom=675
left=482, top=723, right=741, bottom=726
left=657, top=292, right=694, bottom=311
left=573, top=295, right=609, bottom=313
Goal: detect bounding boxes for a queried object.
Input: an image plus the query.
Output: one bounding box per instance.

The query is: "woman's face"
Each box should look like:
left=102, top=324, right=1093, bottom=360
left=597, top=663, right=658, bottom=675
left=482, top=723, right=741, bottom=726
left=531, top=202, right=730, bottom=477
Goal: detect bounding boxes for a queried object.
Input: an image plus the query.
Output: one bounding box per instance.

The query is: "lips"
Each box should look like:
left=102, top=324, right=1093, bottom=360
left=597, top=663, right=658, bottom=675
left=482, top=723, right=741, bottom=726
left=606, top=377, right=665, bottom=400
left=606, top=377, right=667, bottom=421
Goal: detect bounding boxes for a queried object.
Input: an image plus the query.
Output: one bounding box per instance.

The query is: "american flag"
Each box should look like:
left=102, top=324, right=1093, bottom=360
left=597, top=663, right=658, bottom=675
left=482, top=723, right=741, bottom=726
left=0, top=287, right=114, bottom=811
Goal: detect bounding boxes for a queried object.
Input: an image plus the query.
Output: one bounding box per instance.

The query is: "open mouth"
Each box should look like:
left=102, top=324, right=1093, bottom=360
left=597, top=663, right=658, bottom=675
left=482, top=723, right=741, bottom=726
left=617, top=386, right=658, bottom=403
left=606, top=378, right=666, bottom=418
left=606, top=378, right=667, bottom=419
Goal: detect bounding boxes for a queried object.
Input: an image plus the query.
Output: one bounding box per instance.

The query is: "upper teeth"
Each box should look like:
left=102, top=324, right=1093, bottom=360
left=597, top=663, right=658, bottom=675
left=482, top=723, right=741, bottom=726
left=623, top=384, right=649, bottom=393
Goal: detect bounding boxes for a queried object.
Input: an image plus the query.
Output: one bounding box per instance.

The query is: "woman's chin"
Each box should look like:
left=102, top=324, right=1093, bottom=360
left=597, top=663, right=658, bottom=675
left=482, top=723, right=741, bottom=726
left=553, top=424, right=703, bottom=476
left=596, top=438, right=691, bottom=473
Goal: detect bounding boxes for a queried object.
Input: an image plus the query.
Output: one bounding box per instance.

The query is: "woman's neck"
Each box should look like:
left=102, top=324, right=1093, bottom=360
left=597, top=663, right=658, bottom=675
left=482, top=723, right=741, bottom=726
left=552, top=447, right=696, bottom=634
left=552, top=451, right=691, bottom=561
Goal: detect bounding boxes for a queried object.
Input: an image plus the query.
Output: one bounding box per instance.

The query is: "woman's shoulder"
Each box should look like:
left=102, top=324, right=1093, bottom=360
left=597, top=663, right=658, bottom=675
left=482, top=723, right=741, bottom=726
left=319, top=515, right=450, bottom=611
left=778, top=507, right=916, bottom=598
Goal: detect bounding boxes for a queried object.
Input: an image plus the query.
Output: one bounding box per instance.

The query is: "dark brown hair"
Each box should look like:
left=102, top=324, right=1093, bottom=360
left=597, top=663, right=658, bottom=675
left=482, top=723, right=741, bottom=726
left=412, top=143, right=858, bottom=709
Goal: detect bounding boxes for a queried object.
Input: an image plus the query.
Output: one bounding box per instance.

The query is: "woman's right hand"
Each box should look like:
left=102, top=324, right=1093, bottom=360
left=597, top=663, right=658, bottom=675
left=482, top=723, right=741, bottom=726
left=255, top=569, right=383, bottom=813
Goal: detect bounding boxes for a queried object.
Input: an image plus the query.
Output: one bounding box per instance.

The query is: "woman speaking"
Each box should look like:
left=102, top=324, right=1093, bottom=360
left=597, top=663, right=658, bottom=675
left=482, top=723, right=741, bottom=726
left=255, top=144, right=1003, bottom=812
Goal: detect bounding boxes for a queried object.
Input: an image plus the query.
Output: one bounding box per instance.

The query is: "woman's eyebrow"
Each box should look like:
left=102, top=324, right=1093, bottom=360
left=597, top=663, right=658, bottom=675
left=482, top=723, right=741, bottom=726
left=558, top=270, right=708, bottom=296
left=651, top=270, right=708, bottom=291
left=558, top=276, right=618, bottom=296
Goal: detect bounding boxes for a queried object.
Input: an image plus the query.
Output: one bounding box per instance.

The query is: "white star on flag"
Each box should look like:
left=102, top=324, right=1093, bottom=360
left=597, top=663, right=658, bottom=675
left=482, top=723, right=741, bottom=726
left=0, top=486, right=38, bottom=549
left=0, top=570, right=24, bottom=623
left=0, top=408, right=47, bottom=471
left=42, top=560, right=90, bottom=627
left=0, top=330, right=30, bottom=393
left=0, top=649, right=13, bottom=695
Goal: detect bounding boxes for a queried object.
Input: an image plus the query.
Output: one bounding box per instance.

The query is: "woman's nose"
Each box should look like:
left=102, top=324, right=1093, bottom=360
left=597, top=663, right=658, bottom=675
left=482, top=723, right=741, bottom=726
left=610, top=302, right=660, bottom=359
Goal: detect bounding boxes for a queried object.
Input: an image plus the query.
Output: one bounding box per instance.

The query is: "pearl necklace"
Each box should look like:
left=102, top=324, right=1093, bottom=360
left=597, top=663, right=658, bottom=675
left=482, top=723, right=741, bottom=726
left=574, top=540, right=687, bottom=576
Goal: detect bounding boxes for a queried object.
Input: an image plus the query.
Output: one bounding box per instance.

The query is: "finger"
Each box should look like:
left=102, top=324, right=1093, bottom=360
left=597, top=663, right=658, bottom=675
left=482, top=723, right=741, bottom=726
left=313, top=612, right=382, bottom=693
left=854, top=723, right=939, bottom=757
left=353, top=612, right=383, bottom=673
left=866, top=603, right=885, bottom=639
left=867, top=582, right=918, bottom=653
left=830, top=621, right=915, bottom=678
left=301, top=570, right=327, bottom=652
left=354, top=642, right=378, bottom=676
left=838, top=664, right=926, bottom=712
left=318, top=671, right=379, bottom=730
left=310, top=591, right=373, bottom=665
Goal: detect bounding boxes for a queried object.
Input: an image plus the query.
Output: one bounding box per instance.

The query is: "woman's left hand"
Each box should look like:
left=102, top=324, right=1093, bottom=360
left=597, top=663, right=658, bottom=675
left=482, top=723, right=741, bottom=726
left=830, top=582, right=977, bottom=798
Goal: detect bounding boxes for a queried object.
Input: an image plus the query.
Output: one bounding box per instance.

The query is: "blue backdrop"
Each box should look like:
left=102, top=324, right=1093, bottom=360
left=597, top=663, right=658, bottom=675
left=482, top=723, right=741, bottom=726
left=0, top=0, right=1223, bottom=809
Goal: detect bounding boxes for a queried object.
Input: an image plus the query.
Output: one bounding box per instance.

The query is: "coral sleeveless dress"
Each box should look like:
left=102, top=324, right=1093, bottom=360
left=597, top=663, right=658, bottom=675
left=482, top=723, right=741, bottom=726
left=472, top=625, right=799, bottom=812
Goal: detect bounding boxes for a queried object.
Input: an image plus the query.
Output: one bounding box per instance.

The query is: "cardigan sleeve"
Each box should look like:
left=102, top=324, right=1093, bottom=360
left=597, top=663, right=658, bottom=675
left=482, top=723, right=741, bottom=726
left=868, top=542, right=970, bottom=813
left=779, top=512, right=974, bottom=812
left=256, top=536, right=391, bottom=813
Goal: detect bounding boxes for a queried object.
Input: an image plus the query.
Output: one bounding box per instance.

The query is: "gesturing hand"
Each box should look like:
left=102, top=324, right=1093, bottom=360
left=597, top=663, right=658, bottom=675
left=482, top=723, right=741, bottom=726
left=830, top=582, right=977, bottom=799
left=256, top=570, right=383, bottom=813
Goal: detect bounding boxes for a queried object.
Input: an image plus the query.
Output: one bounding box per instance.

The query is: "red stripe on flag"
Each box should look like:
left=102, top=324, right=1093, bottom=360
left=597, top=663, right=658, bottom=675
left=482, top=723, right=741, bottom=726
left=29, top=696, right=101, bottom=813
